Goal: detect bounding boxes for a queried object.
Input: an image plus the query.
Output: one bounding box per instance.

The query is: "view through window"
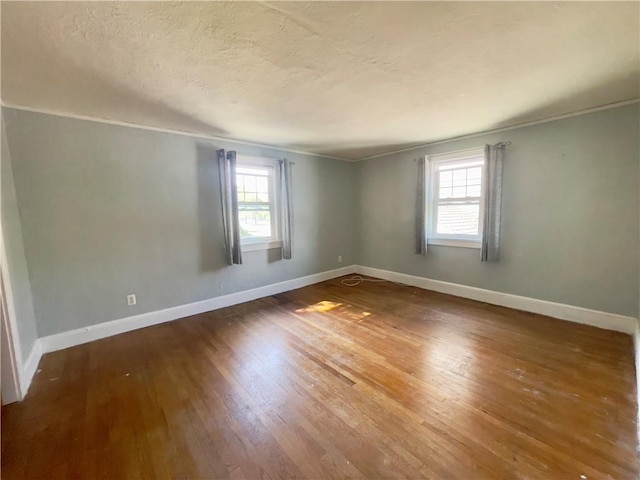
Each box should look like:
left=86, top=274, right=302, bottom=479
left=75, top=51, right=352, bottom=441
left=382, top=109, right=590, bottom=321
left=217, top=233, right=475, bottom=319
left=236, top=166, right=274, bottom=241
left=434, top=159, right=483, bottom=236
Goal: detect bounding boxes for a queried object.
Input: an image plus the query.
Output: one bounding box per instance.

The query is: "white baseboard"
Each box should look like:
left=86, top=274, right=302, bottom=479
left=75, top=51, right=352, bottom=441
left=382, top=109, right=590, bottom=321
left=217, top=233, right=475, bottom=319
left=21, top=339, right=43, bottom=397
left=39, top=265, right=357, bottom=354
left=27, top=264, right=638, bottom=405
left=355, top=265, right=637, bottom=334
left=36, top=263, right=637, bottom=354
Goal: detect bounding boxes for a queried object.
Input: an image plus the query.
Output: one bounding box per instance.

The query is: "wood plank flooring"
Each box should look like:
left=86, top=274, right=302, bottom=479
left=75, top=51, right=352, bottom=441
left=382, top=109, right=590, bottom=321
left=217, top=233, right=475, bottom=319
left=2, top=276, right=638, bottom=479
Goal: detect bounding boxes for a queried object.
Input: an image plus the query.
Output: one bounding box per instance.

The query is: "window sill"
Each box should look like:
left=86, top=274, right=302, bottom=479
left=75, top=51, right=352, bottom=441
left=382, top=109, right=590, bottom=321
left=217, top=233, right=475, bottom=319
left=242, top=240, right=283, bottom=252
left=427, top=238, right=480, bottom=249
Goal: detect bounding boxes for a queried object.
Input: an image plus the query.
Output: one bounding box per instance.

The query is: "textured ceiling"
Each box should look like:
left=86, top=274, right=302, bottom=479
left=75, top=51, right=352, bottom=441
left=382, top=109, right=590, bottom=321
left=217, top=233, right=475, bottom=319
left=1, top=1, right=639, bottom=160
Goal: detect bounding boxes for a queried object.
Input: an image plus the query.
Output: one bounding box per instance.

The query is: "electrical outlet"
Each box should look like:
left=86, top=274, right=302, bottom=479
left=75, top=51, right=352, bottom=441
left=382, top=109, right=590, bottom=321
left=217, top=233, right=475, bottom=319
left=338, top=256, right=343, bottom=263
left=127, top=294, right=137, bottom=306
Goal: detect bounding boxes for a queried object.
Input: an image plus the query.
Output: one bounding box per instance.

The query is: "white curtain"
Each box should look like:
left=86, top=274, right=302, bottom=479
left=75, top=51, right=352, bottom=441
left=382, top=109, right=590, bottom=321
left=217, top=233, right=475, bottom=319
left=217, top=149, right=242, bottom=265
left=279, top=158, right=294, bottom=260
left=481, top=143, right=507, bottom=262
left=415, top=156, right=428, bottom=255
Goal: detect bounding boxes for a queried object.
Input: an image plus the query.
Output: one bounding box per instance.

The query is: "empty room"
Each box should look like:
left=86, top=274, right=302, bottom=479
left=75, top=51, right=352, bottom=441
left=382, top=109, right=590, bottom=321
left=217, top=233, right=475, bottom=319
left=1, top=1, right=639, bottom=478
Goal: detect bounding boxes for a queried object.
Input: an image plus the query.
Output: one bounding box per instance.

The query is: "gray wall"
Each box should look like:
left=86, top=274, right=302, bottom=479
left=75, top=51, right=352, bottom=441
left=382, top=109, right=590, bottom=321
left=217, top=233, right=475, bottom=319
left=1, top=112, right=38, bottom=360
left=2, top=108, right=358, bottom=336
left=3, top=103, right=638, bottom=340
left=358, top=104, right=640, bottom=318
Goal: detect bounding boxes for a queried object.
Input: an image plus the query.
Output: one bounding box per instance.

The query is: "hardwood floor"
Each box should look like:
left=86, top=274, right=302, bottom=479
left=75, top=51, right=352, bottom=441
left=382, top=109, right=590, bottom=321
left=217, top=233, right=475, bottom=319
left=2, top=276, right=638, bottom=479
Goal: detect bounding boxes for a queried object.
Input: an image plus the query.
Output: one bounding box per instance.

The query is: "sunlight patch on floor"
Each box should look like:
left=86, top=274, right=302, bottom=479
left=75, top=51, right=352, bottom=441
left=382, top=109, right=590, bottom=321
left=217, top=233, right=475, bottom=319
left=296, top=301, right=374, bottom=322
left=296, top=300, right=343, bottom=313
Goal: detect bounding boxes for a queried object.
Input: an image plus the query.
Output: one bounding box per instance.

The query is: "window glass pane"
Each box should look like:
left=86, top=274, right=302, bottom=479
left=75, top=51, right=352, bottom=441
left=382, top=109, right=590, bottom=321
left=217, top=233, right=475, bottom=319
left=466, top=184, right=481, bottom=197
left=244, top=175, right=256, bottom=192
left=256, top=176, right=269, bottom=193
left=452, top=186, right=466, bottom=197
left=439, top=187, right=452, bottom=199
left=239, top=210, right=272, bottom=239
left=236, top=164, right=274, bottom=241
left=439, top=171, right=452, bottom=188
left=436, top=203, right=480, bottom=235
left=244, top=192, right=258, bottom=202
left=467, top=167, right=482, bottom=180
left=452, top=169, right=467, bottom=186
left=431, top=156, right=484, bottom=239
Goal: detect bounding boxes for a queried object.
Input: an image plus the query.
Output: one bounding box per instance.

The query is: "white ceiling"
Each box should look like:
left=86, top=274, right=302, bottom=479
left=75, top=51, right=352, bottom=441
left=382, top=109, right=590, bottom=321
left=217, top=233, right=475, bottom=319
left=1, top=1, right=638, bottom=160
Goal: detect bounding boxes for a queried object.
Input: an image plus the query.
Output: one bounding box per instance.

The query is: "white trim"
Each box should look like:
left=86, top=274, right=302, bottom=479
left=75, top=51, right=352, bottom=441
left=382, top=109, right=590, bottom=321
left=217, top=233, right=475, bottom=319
left=0, top=221, right=25, bottom=402
left=356, top=98, right=640, bottom=162
left=427, top=150, right=485, bottom=245
left=428, top=146, right=485, bottom=163
left=16, top=263, right=640, bottom=457
left=0, top=103, right=351, bottom=162
left=237, top=154, right=281, bottom=246
left=236, top=154, right=280, bottom=166
left=39, top=265, right=356, bottom=354
left=354, top=265, right=637, bottom=334
left=17, top=263, right=638, bottom=407
left=21, top=339, right=42, bottom=395
left=0, top=300, right=22, bottom=404
left=427, top=238, right=480, bottom=249
left=4, top=99, right=638, bottom=164
left=242, top=241, right=283, bottom=252
left=35, top=263, right=637, bottom=357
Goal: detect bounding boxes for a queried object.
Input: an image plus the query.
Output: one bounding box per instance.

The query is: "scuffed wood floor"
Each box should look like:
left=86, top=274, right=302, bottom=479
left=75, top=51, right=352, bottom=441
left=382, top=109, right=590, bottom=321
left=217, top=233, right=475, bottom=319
left=2, top=276, right=638, bottom=479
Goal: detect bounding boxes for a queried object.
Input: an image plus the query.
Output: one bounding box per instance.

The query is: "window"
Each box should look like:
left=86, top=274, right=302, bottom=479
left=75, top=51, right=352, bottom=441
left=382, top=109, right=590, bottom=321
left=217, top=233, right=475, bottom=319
left=236, top=156, right=282, bottom=251
left=427, top=147, right=485, bottom=248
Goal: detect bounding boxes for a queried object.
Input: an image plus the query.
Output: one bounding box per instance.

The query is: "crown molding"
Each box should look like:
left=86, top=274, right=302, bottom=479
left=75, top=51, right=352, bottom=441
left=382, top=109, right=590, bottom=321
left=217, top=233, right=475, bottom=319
left=2, top=98, right=638, bottom=163
left=0, top=102, right=352, bottom=162
left=355, top=98, right=640, bottom=162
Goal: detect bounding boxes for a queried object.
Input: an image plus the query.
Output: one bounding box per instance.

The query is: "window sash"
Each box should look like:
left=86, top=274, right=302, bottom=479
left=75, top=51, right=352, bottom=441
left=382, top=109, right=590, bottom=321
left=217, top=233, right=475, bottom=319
left=427, top=149, right=485, bottom=242
left=238, top=202, right=271, bottom=209
left=434, top=205, right=482, bottom=238
left=236, top=158, right=280, bottom=244
left=437, top=197, right=481, bottom=205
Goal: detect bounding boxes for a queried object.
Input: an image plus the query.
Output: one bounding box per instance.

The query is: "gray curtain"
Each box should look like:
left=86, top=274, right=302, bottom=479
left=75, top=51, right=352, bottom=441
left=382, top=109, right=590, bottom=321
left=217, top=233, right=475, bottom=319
left=481, top=143, right=506, bottom=262
left=217, top=149, right=242, bottom=265
left=415, top=157, right=427, bottom=255
left=279, top=158, right=294, bottom=259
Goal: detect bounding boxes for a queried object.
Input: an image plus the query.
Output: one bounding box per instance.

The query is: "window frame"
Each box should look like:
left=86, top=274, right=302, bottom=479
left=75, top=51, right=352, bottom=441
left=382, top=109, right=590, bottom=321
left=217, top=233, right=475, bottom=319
left=426, top=147, right=486, bottom=249
left=236, top=155, right=282, bottom=252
